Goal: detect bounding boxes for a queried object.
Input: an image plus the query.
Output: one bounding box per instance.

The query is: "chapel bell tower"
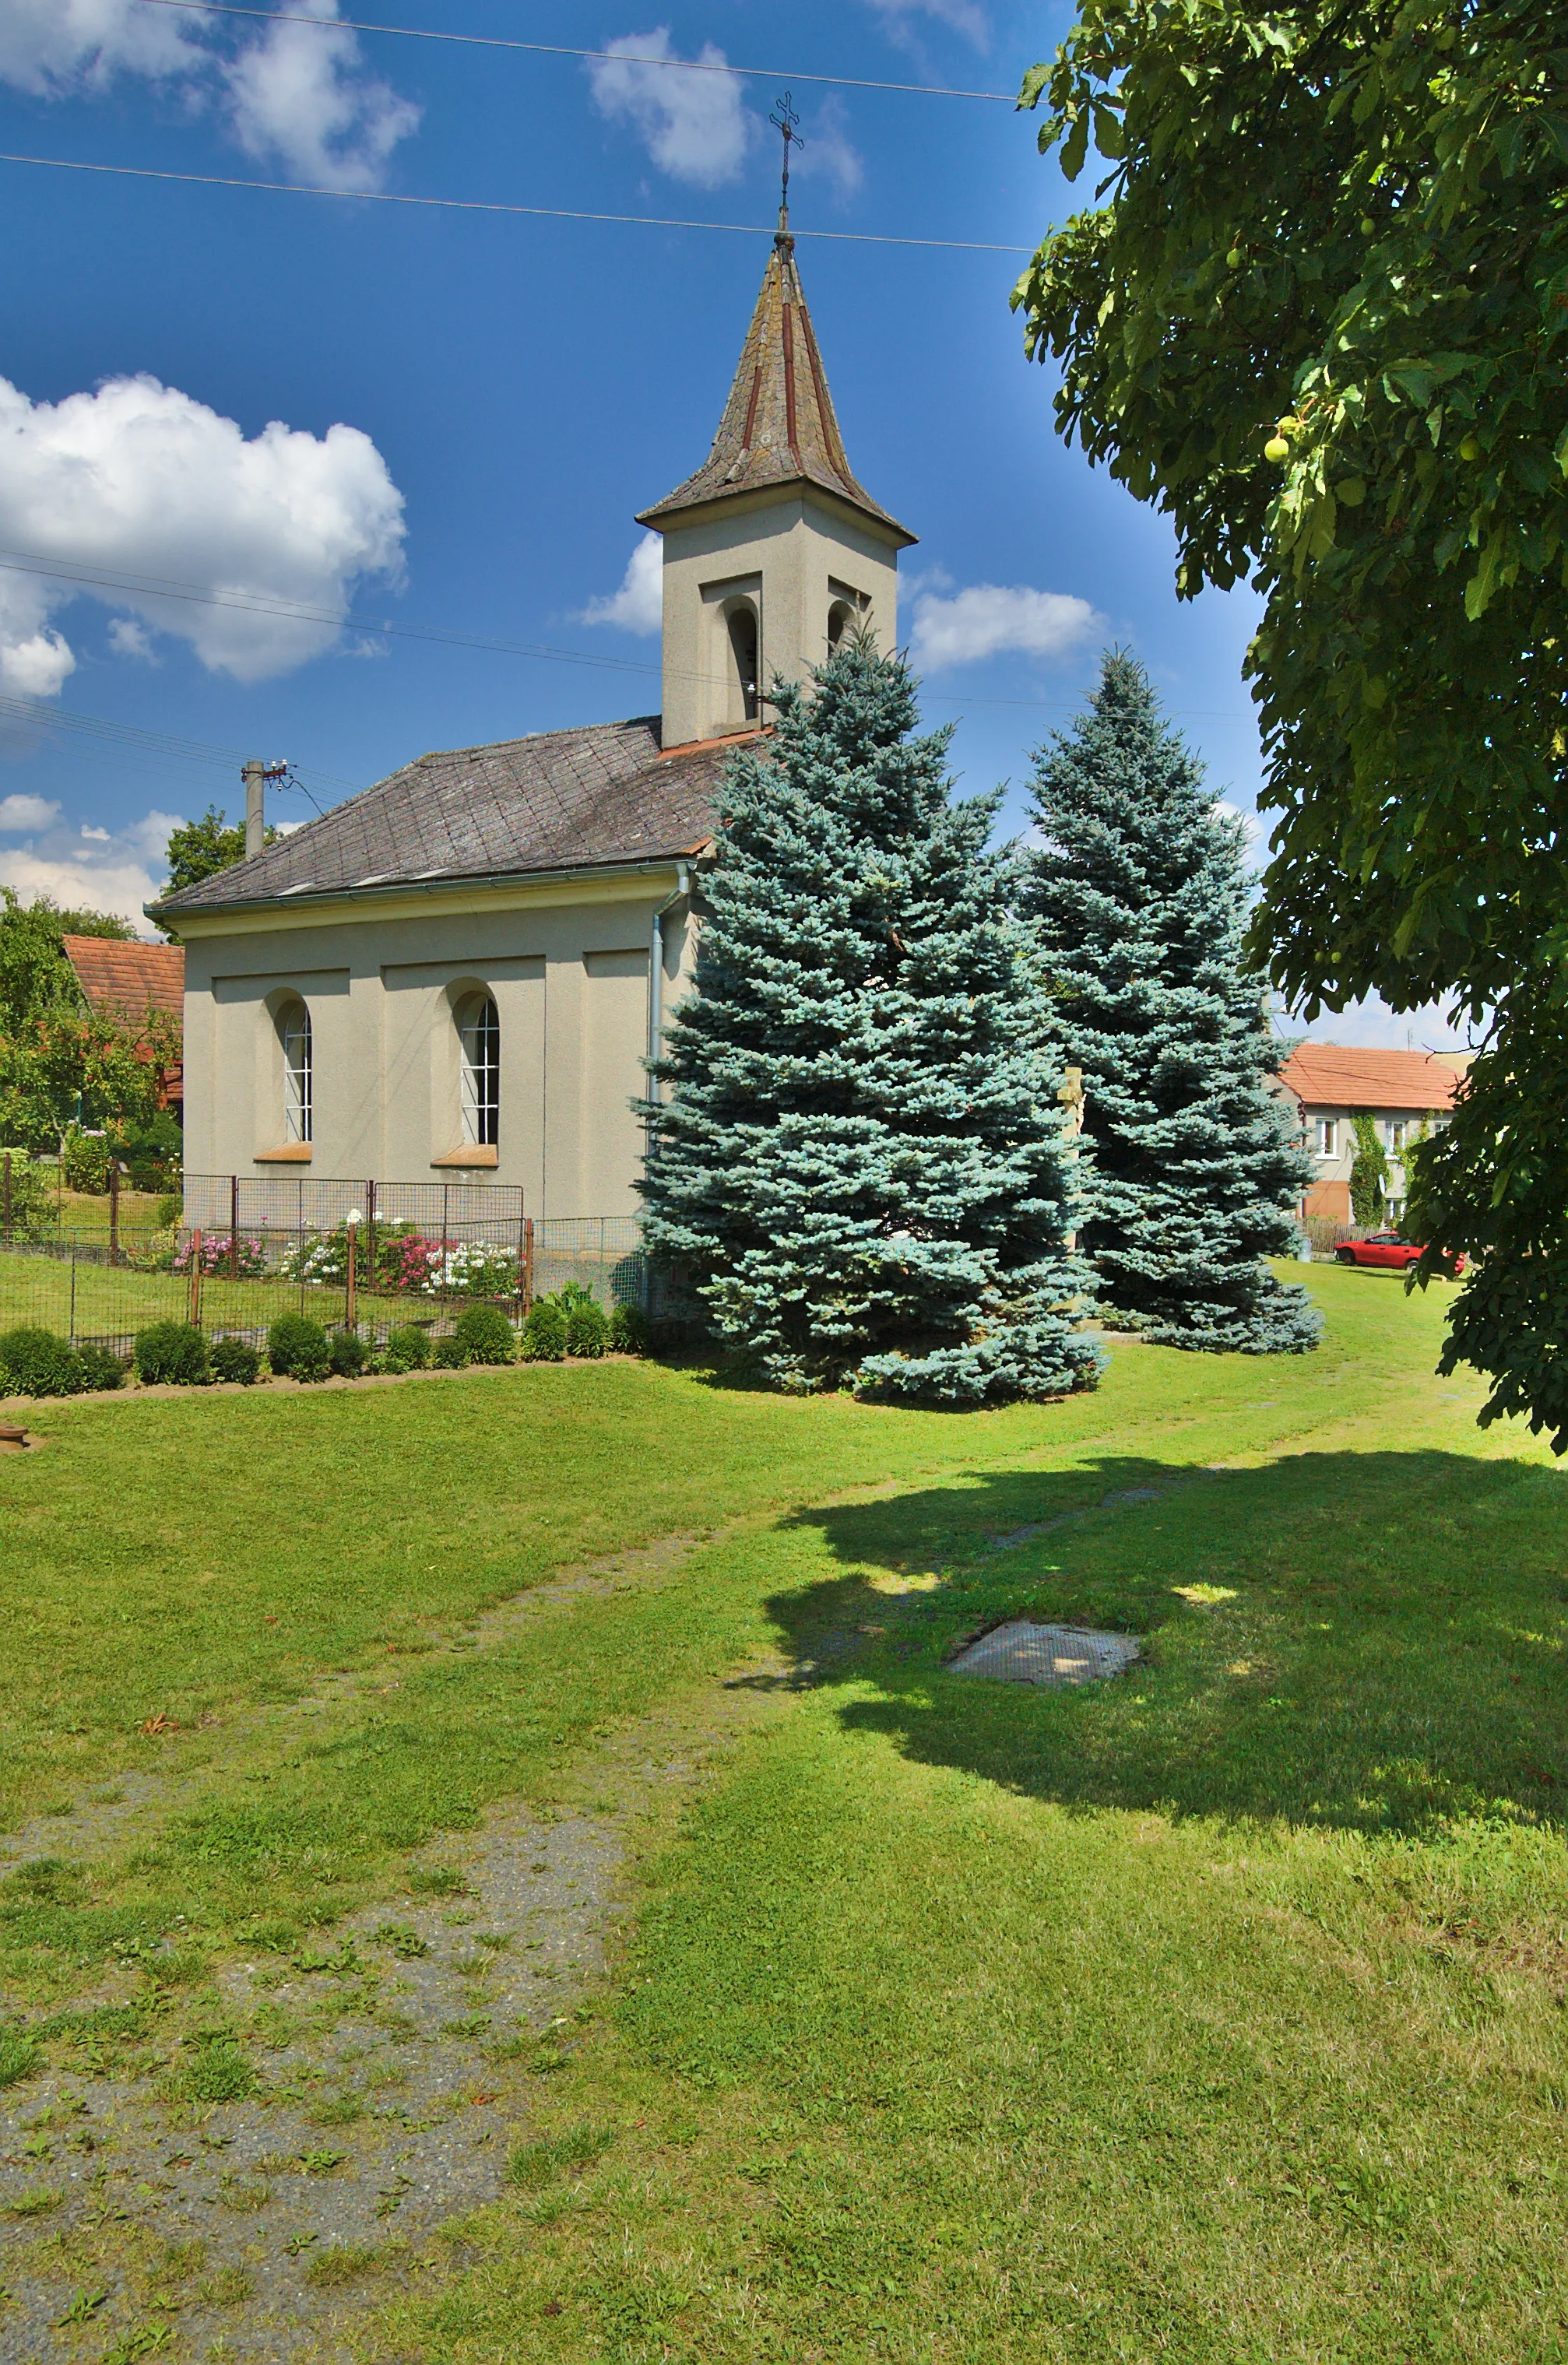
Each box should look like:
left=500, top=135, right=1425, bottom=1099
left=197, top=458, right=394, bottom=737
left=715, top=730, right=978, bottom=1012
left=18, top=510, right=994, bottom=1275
left=636, top=205, right=916, bottom=750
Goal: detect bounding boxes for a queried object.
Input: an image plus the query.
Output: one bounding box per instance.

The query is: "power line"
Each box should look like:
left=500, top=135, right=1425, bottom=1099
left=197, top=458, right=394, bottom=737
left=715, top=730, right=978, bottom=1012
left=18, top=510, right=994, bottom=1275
left=0, top=550, right=1250, bottom=725
left=0, top=149, right=1032, bottom=255
left=0, top=692, right=356, bottom=796
left=135, top=0, right=1018, bottom=104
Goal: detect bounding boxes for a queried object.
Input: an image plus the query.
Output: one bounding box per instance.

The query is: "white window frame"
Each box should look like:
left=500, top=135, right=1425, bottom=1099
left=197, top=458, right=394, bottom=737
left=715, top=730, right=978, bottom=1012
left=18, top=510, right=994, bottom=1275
left=458, top=993, right=500, bottom=1147
left=1315, top=1116, right=1338, bottom=1158
left=1390, top=1119, right=1407, bottom=1153
left=282, top=1003, right=312, bottom=1144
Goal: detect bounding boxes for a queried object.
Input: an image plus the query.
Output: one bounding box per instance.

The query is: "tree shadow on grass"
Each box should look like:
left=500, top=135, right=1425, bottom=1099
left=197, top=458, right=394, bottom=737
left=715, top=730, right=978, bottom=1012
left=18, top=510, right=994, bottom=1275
left=755, top=1450, right=1568, bottom=1835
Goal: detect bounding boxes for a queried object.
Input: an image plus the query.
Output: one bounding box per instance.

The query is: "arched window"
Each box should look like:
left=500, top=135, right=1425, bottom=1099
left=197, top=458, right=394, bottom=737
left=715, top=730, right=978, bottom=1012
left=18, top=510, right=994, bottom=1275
left=827, top=598, right=855, bottom=653
left=726, top=603, right=759, bottom=724
left=281, top=1002, right=312, bottom=1143
left=458, top=993, right=500, bottom=1146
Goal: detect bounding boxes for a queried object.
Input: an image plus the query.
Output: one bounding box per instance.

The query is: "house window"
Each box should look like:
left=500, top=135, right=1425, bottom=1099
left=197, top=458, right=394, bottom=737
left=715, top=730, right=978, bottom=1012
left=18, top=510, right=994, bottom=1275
left=1390, top=1120, right=1407, bottom=1152
left=827, top=598, right=855, bottom=653
left=281, top=1003, right=312, bottom=1143
left=458, top=993, right=500, bottom=1146
left=1315, top=1117, right=1337, bottom=1158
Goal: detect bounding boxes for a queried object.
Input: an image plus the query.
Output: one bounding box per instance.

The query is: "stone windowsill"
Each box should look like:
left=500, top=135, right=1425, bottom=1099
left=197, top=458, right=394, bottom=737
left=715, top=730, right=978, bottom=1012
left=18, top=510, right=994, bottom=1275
left=431, top=1144, right=499, bottom=1168
left=254, top=1143, right=312, bottom=1164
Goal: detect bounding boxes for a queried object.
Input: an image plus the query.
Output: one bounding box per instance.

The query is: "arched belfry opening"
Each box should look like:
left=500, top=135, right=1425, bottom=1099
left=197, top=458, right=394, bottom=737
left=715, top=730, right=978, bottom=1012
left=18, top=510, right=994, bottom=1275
left=726, top=600, right=760, bottom=725
left=635, top=216, right=916, bottom=747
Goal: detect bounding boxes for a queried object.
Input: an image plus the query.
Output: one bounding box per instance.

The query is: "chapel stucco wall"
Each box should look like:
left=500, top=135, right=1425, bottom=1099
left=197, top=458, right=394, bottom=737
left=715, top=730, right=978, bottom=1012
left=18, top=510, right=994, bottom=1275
left=178, top=872, right=694, bottom=1218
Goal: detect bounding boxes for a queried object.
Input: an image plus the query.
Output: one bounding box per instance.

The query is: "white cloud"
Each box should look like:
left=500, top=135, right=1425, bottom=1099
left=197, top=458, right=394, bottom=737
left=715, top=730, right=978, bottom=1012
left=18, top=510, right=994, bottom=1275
left=793, top=97, right=864, bottom=203
left=0, top=371, right=405, bottom=692
left=1280, top=993, right=1477, bottom=1055
left=578, top=533, right=663, bottom=634
left=107, top=617, right=155, bottom=661
left=224, top=2, right=421, bottom=193
left=909, top=582, right=1100, bottom=670
left=0, top=0, right=204, bottom=93
left=863, top=0, right=990, bottom=45
left=0, top=0, right=418, bottom=192
left=0, top=802, right=186, bottom=933
left=589, top=30, right=752, bottom=188
left=0, top=792, right=61, bottom=832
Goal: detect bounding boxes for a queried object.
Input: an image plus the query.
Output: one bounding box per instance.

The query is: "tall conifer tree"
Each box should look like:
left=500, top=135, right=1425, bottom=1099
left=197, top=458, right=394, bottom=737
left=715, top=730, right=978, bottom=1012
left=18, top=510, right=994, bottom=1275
left=641, top=638, right=1100, bottom=1404
left=1024, top=652, right=1320, bottom=1353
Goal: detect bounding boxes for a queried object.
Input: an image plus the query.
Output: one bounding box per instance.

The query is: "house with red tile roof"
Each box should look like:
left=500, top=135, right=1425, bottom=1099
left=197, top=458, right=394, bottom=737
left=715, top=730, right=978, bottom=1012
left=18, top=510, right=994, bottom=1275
left=62, top=935, right=185, bottom=1114
left=1273, top=1043, right=1461, bottom=1225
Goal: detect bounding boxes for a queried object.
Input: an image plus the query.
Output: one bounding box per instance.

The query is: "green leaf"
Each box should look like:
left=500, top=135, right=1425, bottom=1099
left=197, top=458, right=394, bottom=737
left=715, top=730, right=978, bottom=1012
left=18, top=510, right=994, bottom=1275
left=1060, top=110, right=1091, bottom=183
left=1018, top=61, right=1052, bottom=111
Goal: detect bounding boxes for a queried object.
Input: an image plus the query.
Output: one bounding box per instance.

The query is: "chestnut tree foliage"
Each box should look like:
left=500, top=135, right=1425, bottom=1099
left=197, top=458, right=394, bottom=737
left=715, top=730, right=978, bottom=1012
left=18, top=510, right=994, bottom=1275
left=1011, top=0, right=1568, bottom=1443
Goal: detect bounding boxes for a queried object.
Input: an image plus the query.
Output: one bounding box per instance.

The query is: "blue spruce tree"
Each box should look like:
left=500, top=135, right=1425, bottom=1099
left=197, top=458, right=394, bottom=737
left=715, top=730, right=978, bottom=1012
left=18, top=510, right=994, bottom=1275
left=1024, top=652, right=1320, bottom=1353
left=641, top=637, right=1102, bottom=1404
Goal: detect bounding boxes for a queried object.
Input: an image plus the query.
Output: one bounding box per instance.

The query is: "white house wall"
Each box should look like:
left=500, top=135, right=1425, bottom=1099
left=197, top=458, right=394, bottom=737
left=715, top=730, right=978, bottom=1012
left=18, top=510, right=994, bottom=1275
left=178, top=873, right=691, bottom=1217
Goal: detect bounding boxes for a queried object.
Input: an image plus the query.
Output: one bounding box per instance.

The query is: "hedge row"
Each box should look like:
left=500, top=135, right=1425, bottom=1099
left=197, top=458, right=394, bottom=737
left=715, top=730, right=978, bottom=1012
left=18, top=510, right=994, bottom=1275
left=0, top=1292, right=648, bottom=1397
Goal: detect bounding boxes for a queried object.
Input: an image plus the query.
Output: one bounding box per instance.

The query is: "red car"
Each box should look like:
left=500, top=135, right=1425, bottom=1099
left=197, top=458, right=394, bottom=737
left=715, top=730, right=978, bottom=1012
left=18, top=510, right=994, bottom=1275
left=1335, top=1232, right=1467, bottom=1274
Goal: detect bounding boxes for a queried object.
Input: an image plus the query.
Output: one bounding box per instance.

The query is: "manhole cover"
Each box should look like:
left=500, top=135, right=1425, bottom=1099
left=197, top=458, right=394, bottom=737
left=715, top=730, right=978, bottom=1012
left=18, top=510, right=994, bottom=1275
left=946, top=1621, right=1141, bottom=1688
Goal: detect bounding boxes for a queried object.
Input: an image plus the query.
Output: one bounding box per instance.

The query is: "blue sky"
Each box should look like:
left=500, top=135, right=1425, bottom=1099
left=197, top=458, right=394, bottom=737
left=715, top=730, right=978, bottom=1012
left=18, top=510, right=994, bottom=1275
left=0, top=0, right=1458, bottom=1046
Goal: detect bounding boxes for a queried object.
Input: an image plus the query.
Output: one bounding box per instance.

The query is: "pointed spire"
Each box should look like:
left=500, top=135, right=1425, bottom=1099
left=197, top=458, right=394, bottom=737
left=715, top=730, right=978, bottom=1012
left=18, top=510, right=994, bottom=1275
left=635, top=231, right=914, bottom=545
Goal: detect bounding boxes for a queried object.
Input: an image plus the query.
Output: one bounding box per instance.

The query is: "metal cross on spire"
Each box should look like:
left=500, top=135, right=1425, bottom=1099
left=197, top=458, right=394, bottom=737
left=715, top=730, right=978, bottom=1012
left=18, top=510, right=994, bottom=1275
left=768, top=90, right=804, bottom=229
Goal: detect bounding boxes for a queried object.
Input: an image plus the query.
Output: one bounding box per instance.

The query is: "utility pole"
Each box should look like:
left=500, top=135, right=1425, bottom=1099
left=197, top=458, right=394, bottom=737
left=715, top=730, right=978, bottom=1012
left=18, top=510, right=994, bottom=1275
left=243, top=757, right=289, bottom=859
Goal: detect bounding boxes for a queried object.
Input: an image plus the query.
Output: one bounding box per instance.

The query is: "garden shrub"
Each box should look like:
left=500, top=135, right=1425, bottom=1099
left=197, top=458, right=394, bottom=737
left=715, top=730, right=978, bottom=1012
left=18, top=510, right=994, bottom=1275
left=431, top=1334, right=465, bottom=1369
left=134, top=1322, right=212, bottom=1387
left=329, top=1328, right=371, bottom=1378
left=565, top=1297, right=609, bottom=1358
left=519, top=1299, right=567, bottom=1362
left=381, top=1323, right=430, bottom=1373
left=607, top=1301, right=649, bottom=1355
left=154, top=1192, right=181, bottom=1231
left=453, top=1303, right=514, bottom=1365
left=210, top=1337, right=262, bottom=1386
left=0, top=1325, right=85, bottom=1397
left=59, top=1128, right=111, bottom=1194
left=267, top=1313, right=332, bottom=1383
left=75, top=1341, right=128, bottom=1392
left=0, top=1151, right=53, bottom=1242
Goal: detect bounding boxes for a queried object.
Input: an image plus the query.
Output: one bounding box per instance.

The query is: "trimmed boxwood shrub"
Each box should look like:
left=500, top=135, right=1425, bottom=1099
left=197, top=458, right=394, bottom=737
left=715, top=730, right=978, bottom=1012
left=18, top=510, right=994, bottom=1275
left=453, top=1304, right=514, bottom=1365
left=76, top=1342, right=128, bottom=1392
left=329, top=1328, right=371, bottom=1378
left=135, top=1322, right=212, bottom=1388
left=381, top=1323, right=430, bottom=1373
left=210, top=1337, right=262, bottom=1386
left=519, top=1300, right=567, bottom=1362
left=0, top=1325, right=85, bottom=1397
left=267, top=1313, right=332, bottom=1383
left=431, top=1334, right=465, bottom=1369
left=607, top=1302, right=649, bottom=1356
left=565, top=1298, right=609, bottom=1358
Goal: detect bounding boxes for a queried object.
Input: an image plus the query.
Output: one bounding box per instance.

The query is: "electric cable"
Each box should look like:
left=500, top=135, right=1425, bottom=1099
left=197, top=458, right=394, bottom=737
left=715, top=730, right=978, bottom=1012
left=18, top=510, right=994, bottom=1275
left=133, top=0, right=1019, bottom=104
left=0, top=149, right=1032, bottom=254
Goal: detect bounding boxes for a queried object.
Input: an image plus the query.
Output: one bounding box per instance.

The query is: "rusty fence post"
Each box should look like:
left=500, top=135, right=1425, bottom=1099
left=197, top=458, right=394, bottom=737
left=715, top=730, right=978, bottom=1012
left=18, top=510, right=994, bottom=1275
left=522, top=1217, right=535, bottom=1314
left=365, top=1179, right=377, bottom=1300
left=109, top=1161, right=120, bottom=1269
left=346, top=1217, right=358, bottom=1333
left=230, top=1172, right=240, bottom=1282
left=188, top=1228, right=203, bottom=1330
left=2, top=1151, right=11, bottom=1245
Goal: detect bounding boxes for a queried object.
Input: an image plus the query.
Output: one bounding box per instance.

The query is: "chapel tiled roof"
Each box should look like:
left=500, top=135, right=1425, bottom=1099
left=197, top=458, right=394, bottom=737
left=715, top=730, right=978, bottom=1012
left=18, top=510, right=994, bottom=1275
left=1276, top=1042, right=1462, bottom=1113
left=636, top=229, right=915, bottom=545
left=62, top=934, right=185, bottom=1021
left=151, top=716, right=737, bottom=917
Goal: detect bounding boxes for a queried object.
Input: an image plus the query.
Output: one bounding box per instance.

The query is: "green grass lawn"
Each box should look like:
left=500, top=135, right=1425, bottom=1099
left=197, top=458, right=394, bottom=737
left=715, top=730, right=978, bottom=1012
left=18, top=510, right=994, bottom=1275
left=3, top=1266, right=1567, bottom=2360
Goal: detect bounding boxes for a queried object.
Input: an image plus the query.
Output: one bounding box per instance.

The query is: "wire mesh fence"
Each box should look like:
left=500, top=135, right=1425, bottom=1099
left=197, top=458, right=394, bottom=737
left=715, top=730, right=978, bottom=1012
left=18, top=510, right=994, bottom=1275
left=0, top=1214, right=650, bottom=1356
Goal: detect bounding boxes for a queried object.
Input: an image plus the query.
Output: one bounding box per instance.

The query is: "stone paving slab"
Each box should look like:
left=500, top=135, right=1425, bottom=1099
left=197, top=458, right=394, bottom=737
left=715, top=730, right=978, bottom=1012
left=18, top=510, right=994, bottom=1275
left=947, top=1621, right=1141, bottom=1688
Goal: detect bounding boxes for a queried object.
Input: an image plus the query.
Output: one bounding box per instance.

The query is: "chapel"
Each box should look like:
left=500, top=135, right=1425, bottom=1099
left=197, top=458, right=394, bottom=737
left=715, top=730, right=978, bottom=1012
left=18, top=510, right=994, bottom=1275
left=154, top=216, right=914, bottom=1218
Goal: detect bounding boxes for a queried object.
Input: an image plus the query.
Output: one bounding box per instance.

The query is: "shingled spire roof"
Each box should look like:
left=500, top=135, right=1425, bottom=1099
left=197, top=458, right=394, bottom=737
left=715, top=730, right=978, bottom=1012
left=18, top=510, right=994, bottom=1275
left=636, top=227, right=915, bottom=544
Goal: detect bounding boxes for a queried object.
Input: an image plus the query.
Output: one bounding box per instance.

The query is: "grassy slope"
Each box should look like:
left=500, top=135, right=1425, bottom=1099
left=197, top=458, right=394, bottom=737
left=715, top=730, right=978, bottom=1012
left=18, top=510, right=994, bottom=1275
left=5, top=1267, right=1568, bottom=2360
